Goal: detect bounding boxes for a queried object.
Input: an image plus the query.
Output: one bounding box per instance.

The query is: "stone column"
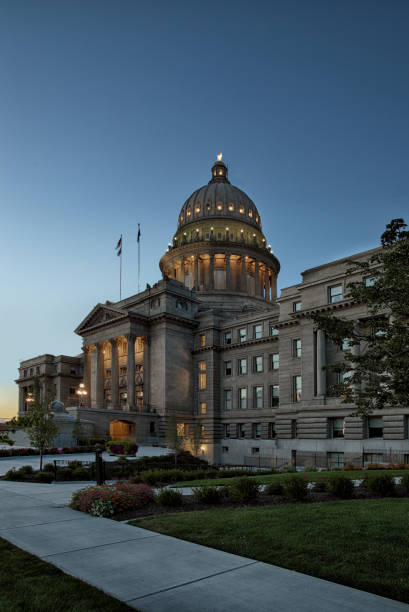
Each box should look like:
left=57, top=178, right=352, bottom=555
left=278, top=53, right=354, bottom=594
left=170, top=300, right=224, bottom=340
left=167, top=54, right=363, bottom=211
left=126, top=334, right=136, bottom=411
left=96, top=343, right=105, bottom=408
left=225, top=253, right=230, bottom=290
left=18, top=386, right=24, bottom=414
left=194, top=255, right=199, bottom=289
left=316, top=330, right=326, bottom=396
left=83, top=346, right=91, bottom=408
left=143, top=337, right=150, bottom=412
left=181, top=257, right=186, bottom=284
left=254, top=260, right=260, bottom=296
left=241, top=256, right=246, bottom=292
left=110, top=339, right=119, bottom=410
left=209, top=253, right=214, bottom=289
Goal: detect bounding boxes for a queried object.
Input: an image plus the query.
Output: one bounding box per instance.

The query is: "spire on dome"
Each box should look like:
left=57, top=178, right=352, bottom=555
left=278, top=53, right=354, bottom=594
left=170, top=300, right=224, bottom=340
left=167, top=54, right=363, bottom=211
left=209, top=154, right=230, bottom=184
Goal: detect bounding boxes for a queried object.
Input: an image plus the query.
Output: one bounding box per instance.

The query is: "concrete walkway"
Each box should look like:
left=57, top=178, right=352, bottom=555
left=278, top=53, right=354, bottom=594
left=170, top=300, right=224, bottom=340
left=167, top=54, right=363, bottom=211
left=0, top=481, right=407, bottom=612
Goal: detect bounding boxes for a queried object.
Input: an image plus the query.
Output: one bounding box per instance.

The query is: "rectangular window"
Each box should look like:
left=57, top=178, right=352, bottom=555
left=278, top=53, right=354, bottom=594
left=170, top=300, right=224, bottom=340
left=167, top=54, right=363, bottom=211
left=252, top=423, right=261, bottom=439
left=224, top=423, right=230, bottom=438
left=327, top=452, right=345, bottom=469
left=293, top=376, right=302, bottom=402
left=120, top=366, right=127, bottom=375
left=222, top=446, right=229, bottom=453
left=364, top=276, right=377, bottom=287
left=239, top=328, right=247, bottom=343
left=105, top=369, right=111, bottom=377
left=177, top=423, right=185, bottom=436
left=270, top=326, right=279, bottom=336
left=271, top=353, right=279, bottom=370
left=254, top=386, right=263, bottom=409
left=329, top=285, right=343, bottom=303
left=342, top=338, right=351, bottom=351
left=291, top=419, right=297, bottom=438
left=23, top=369, right=27, bottom=377
left=70, top=368, right=76, bottom=375
left=253, top=355, right=263, bottom=373
left=224, top=331, right=232, bottom=345
left=69, top=387, right=76, bottom=396
left=200, top=334, right=206, bottom=347
left=368, top=417, right=383, bottom=439
left=293, top=301, right=302, bottom=312
left=200, top=402, right=207, bottom=415
left=224, top=389, right=232, bottom=410
left=330, top=417, right=344, bottom=438
left=224, top=361, right=232, bottom=376
left=270, top=385, right=279, bottom=407
left=293, top=339, right=302, bottom=358
left=251, top=447, right=260, bottom=455
left=337, top=371, right=352, bottom=384
left=253, top=324, right=262, bottom=339
left=269, top=422, right=276, bottom=439
left=238, top=423, right=245, bottom=438
left=238, top=358, right=247, bottom=375
left=239, top=387, right=247, bottom=409
left=364, top=452, right=383, bottom=465
left=198, top=361, right=206, bottom=390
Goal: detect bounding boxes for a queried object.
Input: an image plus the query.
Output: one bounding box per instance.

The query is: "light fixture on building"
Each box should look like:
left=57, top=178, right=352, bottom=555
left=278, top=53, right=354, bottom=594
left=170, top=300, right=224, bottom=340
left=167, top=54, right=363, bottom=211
left=76, top=382, right=88, bottom=408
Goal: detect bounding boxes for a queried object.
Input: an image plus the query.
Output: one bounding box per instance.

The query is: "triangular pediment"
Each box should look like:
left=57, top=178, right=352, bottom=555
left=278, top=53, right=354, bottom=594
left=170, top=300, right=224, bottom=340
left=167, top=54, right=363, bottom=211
left=75, top=303, right=127, bottom=335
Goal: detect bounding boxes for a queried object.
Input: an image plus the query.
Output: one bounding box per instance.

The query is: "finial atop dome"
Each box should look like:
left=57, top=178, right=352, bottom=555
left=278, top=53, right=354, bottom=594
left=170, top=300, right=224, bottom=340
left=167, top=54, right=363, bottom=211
left=209, top=154, right=230, bottom=184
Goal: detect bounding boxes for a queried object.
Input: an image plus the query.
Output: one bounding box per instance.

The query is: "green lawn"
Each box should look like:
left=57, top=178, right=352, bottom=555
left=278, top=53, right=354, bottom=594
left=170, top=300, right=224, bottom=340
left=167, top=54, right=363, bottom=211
left=0, top=537, right=134, bottom=611
left=131, top=499, right=409, bottom=604
left=171, top=469, right=407, bottom=487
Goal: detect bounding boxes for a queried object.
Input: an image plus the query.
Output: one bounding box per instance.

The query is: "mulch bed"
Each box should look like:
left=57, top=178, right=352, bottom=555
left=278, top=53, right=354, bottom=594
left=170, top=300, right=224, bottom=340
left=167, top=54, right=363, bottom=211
left=112, top=486, right=409, bottom=522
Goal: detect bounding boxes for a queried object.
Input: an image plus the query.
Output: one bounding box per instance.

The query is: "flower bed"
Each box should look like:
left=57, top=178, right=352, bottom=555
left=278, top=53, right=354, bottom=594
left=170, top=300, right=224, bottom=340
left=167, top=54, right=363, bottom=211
left=106, top=440, right=138, bottom=456
left=0, top=446, right=98, bottom=458
left=71, top=482, right=154, bottom=517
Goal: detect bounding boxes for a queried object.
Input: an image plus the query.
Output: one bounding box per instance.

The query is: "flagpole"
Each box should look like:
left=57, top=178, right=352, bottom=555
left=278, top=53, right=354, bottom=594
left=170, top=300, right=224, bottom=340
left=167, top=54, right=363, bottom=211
left=120, top=233, right=122, bottom=301
left=137, top=223, right=141, bottom=294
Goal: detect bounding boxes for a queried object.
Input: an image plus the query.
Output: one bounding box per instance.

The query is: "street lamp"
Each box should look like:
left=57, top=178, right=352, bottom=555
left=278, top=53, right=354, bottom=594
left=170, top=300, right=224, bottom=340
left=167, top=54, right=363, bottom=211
left=76, top=383, right=88, bottom=408
left=25, top=392, right=34, bottom=411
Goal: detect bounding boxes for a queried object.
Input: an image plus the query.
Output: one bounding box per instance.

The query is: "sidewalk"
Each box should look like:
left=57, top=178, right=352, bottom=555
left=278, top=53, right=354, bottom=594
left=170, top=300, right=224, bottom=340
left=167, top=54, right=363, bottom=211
left=0, top=481, right=407, bottom=612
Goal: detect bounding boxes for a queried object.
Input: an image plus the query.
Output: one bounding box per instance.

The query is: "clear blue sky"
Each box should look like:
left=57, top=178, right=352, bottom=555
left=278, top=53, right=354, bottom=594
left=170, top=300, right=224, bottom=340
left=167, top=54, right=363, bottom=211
left=1, top=0, right=408, bottom=417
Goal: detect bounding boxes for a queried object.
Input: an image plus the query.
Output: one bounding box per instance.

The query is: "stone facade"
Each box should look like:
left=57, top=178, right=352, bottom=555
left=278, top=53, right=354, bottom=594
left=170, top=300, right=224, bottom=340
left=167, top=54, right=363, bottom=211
left=16, top=158, right=409, bottom=464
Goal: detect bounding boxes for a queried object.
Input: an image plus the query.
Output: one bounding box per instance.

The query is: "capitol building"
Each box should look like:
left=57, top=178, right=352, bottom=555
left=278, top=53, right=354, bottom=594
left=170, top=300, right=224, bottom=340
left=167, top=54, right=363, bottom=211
left=16, top=158, right=409, bottom=468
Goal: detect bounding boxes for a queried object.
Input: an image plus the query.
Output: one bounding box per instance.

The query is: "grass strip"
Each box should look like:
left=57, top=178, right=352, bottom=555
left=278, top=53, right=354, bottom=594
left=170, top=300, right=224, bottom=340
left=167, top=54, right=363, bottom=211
left=0, top=537, right=134, bottom=611
left=131, top=498, right=409, bottom=604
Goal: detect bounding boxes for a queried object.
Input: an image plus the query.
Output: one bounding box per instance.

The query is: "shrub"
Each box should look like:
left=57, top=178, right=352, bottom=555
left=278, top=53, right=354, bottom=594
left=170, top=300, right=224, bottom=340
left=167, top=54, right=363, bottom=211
left=368, top=474, right=395, bottom=496
left=227, top=477, right=260, bottom=503
left=312, top=478, right=327, bottom=493
left=192, top=485, right=224, bottom=505
left=343, top=464, right=361, bottom=471
left=326, top=475, right=354, bottom=499
left=19, top=465, right=34, bottom=475
left=106, top=440, right=138, bottom=456
left=401, top=473, right=409, bottom=493
left=56, top=468, right=74, bottom=481
left=72, top=467, right=90, bottom=480
left=155, top=488, right=184, bottom=507
left=282, top=475, right=308, bottom=500
left=264, top=481, right=284, bottom=496
left=367, top=463, right=385, bottom=470
left=34, top=471, right=53, bottom=483
left=42, top=463, right=55, bottom=473
left=4, top=469, right=24, bottom=481
left=71, top=482, right=154, bottom=515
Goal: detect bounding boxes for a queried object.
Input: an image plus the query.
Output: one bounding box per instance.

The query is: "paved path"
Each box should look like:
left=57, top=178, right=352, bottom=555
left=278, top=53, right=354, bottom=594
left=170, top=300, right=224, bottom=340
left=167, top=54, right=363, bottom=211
left=0, top=481, right=407, bottom=612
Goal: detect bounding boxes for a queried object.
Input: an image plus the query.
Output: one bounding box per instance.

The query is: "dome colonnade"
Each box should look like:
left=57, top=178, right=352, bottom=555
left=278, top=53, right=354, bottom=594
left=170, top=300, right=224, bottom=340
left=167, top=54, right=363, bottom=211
left=159, top=157, right=280, bottom=304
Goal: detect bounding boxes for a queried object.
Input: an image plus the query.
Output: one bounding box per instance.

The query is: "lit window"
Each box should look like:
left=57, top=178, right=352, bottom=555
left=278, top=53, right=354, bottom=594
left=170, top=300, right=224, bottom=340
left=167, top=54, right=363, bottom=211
left=253, top=324, right=262, bottom=339
left=329, top=285, right=343, bottom=304
left=239, top=387, right=247, bottom=409
left=238, top=358, right=247, bottom=375
left=177, top=423, right=185, bottom=436
left=253, top=356, right=263, bottom=373
left=206, top=203, right=211, bottom=211
left=224, top=331, right=232, bottom=345
left=252, top=423, right=261, bottom=439
left=217, top=202, right=223, bottom=211
left=224, top=361, right=232, bottom=376
left=368, top=417, right=383, bottom=439
left=198, top=361, right=206, bottom=390
left=200, top=333, right=206, bottom=347
left=195, top=206, right=200, bottom=213
left=228, top=203, right=234, bottom=211
left=293, top=301, right=302, bottom=312
left=271, top=353, right=279, bottom=370
left=270, top=326, right=279, bottom=336
left=200, top=402, right=207, bottom=415
left=293, top=339, right=302, bottom=358
left=224, top=424, right=230, bottom=438
left=330, top=418, right=344, bottom=438
left=239, top=206, right=245, bottom=214
left=248, top=209, right=253, bottom=218
left=293, top=376, right=302, bottom=402
left=254, top=386, right=263, bottom=409
left=186, top=208, right=191, bottom=217
left=224, top=389, right=232, bottom=410
left=270, top=385, right=279, bottom=407
left=239, top=328, right=247, bottom=343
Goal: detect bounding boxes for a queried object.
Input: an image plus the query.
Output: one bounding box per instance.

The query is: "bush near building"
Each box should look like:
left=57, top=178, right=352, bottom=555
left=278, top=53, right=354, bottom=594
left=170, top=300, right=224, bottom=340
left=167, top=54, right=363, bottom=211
left=71, top=482, right=154, bottom=517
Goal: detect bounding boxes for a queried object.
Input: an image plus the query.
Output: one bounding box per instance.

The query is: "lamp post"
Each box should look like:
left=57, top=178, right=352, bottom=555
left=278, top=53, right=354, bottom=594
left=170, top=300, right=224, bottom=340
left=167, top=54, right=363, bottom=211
left=76, top=383, right=88, bottom=408
left=25, top=392, right=34, bottom=412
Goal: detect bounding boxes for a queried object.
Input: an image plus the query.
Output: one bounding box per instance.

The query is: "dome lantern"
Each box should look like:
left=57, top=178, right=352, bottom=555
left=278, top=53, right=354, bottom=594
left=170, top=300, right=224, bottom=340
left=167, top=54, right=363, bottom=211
left=209, top=153, right=230, bottom=184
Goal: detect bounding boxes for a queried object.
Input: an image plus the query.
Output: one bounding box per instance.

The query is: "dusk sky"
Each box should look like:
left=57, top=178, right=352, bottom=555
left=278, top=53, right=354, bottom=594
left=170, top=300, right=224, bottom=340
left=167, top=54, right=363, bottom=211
left=1, top=1, right=408, bottom=418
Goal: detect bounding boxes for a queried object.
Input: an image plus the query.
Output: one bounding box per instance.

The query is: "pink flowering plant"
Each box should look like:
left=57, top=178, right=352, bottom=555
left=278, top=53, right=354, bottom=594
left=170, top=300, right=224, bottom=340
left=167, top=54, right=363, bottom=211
left=71, top=482, right=154, bottom=516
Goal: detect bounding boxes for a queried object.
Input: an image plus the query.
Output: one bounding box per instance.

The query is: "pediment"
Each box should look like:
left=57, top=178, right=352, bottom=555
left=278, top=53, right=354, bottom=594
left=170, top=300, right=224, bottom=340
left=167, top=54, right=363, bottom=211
left=75, top=303, right=127, bottom=335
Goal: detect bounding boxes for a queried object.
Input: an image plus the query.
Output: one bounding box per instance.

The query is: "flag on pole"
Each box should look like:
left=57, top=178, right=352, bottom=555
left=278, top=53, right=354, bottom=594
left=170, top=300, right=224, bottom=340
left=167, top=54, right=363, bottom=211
left=115, top=236, right=122, bottom=256
left=137, top=224, right=141, bottom=243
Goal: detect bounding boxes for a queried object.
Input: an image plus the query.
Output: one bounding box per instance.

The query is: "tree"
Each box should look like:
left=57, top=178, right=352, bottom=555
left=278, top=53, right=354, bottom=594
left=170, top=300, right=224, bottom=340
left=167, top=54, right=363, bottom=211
left=16, top=377, right=59, bottom=470
left=309, top=219, right=409, bottom=417
left=165, top=412, right=184, bottom=465
left=191, top=421, right=204, bottom=457
left=0, top=426, right=15, bottom=446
